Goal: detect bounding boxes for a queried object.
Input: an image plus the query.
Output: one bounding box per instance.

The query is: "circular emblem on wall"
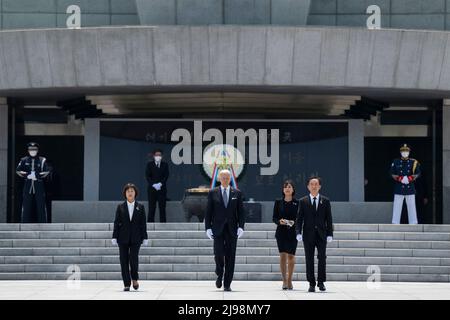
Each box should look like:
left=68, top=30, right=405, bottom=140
left=202, top=144, right=245, bottom=179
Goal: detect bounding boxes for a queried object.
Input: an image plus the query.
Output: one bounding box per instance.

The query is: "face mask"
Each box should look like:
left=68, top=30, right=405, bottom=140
left=29, top=150, right=38, bottom=157
left=154, top=156, right=162, bottom=162
left=401, top=152, right=409, bottom=158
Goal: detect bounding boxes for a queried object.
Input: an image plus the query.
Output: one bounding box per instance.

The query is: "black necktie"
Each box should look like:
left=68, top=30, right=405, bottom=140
left=313, top=197, right=317, bottom=211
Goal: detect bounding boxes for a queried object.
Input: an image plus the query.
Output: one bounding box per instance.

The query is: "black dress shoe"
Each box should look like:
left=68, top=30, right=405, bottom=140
left=216, top=277, right=223, bottom=289
left=132, top=281, right=139, bottom=290
left=124, top=287, right=130, bottom=292
left=308, top=285, right=315, bottom=292
left=318, top=283, right=326, bottom=291
left=224, top=287, right=232, bottom=292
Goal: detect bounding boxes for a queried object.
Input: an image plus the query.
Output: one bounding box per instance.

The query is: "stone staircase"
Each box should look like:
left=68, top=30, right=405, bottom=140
left=0, top=223, right=449, bottom=282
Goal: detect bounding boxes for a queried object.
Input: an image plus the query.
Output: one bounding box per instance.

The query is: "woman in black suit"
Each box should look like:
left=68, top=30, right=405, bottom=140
left=112, top=183, right=148, bottom=291
left=273, top=180, right=299, bottom=290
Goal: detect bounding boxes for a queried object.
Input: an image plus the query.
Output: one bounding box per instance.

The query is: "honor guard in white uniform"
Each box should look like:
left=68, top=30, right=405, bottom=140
left=390, top=144, right=421, bottom=224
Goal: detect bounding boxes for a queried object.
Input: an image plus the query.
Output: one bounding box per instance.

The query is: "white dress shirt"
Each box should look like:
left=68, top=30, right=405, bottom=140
left=127, top=201, right=135, bottom=221
left=155, top=161, right=160, bottom=168
left=309, top=193, right=320, bottom=210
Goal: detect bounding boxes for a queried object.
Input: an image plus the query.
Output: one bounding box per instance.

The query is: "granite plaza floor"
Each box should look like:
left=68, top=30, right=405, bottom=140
left=0, top=281, right=449, bottom=300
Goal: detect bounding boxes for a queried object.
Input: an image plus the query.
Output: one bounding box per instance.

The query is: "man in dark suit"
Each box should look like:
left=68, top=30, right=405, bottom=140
left=112, top=183, right=148, bottom=291
left=205, top=169, right=245, bottom=292
left=145, top=149, right=169, bottom=222
left=296, top=176, right=333, bottom=292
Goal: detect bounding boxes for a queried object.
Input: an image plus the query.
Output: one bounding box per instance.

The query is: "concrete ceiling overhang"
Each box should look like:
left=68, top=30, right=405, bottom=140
left=1, top=25, right=449, bottom=105
left=87, top=92, right=361, bottom=116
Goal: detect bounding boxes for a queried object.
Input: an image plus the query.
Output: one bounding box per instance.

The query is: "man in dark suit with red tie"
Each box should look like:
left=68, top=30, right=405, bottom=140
left=296, top=176, right=333, bottom=292
left=145, top=149, right=169, bottom=222
left=205, top=169, right=245, bottom=292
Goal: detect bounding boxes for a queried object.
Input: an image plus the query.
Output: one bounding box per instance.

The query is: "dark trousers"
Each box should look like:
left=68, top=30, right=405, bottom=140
left=22, top=181, right=47, bottom=223
left=147, top=187, right=167, bottom=222
left=213, top=225, right=238, bottom=288
left=119, top=243, right=141, bottom=287
left=303, top=231, right=327, bottom=286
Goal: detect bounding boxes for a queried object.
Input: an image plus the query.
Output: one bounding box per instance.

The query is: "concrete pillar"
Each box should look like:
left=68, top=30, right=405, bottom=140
left=348, top=119, right=365, bottom=202
left=443, top=101, right=450, bottom=223
left=0, top=98, right=8, bottom=223
left=83, top=119, right=100, bottom=201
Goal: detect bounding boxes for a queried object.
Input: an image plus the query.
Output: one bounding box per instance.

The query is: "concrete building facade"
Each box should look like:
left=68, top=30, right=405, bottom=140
left=0, top=0, right=449, bottom=224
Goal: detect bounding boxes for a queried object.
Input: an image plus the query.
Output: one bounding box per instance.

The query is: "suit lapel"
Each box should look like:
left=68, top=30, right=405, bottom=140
left=228, top=188, right=235, bottom=207
left=307, top=196, right=315, bottom=212
left=316, top=196, right=323, bottom=213
left=219, top=186, right=231, bottom=208
left=123, top=201, right=138, bottom=223
left=130, top=202, right=139, bottom=223
left=218, top=188, right=225, bottom=208
left=307, top=196, right=320, bottom=213
left=121, top=202, right=130, bottom=224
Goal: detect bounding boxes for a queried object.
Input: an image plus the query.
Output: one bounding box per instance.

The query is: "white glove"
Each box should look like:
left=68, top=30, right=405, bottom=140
left=142, top=239, right=149, bottom=246
left=27, top=171, right=37, bottom=181
left=153, top=183, right=163, bottom=190
left=286, top=220, right=294, bottom=227
left=327, top=236, right=333, bottom=243
left=401, top=176, right=409, bottom=185
left=237, top=227, right=244, bottom=239
left=296, top=234, right=303, bottom=242
left=206, top=229, right=214, bottom=240
left=111, top=238, right=118, bottom=246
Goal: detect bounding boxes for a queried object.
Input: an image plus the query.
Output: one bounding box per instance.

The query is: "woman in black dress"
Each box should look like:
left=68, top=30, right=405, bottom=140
left=273, top=180, right=299, bottom=290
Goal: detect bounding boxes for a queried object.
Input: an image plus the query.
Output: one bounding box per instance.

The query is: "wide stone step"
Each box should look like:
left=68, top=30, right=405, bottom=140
left=1, top=263, right=449, bottom=275
left=0, top=247, right=447, bottom=257
left=0, top=239, right=449, bottom=249
left=1, top=247, right=449, bottom=258
left=2, top=255, right=450, bottom=266
left=1, top=223, right=450, bottom=233
left=1, top=230, right=449, bottom=241
left=0, top=223, right=448, bottom=282
left=0, top=272, right=448, bottom=282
